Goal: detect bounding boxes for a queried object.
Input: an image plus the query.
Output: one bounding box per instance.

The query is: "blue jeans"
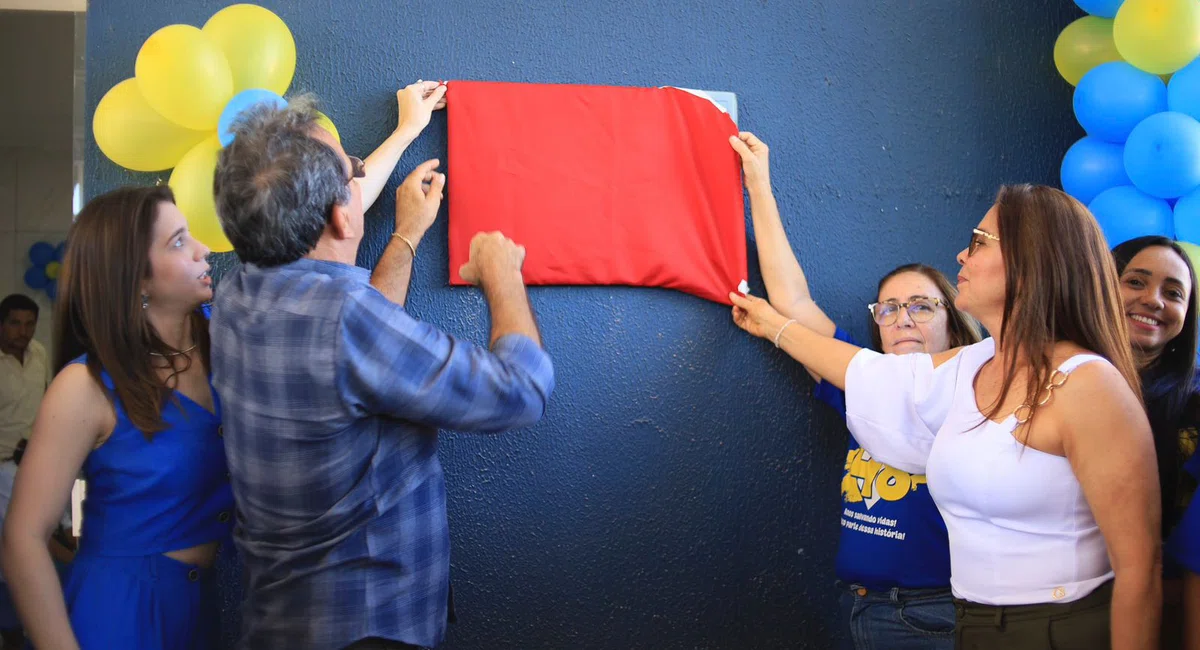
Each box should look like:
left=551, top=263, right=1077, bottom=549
left=838, top=582, right=955, bottom=650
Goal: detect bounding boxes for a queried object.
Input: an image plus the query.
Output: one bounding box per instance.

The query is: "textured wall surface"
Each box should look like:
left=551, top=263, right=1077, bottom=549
left=86, top=1, right=1080, bottom=648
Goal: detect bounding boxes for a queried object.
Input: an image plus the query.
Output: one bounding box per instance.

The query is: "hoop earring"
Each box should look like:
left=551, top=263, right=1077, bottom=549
left=141, top=294, right=149, bottom=310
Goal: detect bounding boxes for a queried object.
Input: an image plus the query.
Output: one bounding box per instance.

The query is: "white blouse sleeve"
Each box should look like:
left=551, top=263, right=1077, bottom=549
left=844, top=348, right=964, bottom=475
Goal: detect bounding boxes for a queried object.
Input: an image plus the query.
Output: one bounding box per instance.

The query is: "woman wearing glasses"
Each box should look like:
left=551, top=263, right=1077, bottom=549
left=729, top=132, right=980, bottom=649
left=728, top=143, right=1160, bottom=648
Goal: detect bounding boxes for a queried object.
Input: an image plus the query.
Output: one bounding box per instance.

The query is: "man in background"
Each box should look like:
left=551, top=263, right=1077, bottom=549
left=0, top=294, right=50, bottom=458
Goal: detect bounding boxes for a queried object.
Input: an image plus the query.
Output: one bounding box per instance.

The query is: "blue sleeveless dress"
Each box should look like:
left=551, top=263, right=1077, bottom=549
left=62, top=356, right=234, bottom=649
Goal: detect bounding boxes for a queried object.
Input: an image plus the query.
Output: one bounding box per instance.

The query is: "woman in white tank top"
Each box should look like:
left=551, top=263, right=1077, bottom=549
left=728, top=184, right=1160, bottom=649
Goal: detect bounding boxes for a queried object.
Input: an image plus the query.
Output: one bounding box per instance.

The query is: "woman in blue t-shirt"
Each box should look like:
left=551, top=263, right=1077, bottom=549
left=1111, top=237, right=1200, bottom=648
left=730, top=133, right=980, bottom=649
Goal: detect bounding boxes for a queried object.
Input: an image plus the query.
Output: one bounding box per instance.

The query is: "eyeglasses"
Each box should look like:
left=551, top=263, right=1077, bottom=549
left=967, top=228, right=999, bottom=257
left=346, top=156, right=366, bottom=183
left=867, top=297, right=947, bottom=326
left=326, top=156, right=367, bottom=224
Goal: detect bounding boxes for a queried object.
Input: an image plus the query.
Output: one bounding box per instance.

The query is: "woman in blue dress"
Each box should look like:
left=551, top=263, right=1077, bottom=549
left=1, top=185, right=233, bottom=649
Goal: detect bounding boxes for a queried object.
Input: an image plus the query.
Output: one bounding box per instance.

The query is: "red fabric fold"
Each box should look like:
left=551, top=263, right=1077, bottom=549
left=446, top=80, right=746, bottom=305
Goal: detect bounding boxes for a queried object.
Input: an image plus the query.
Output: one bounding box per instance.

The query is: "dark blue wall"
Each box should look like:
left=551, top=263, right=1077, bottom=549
left=86, top=2, right=1081, bottom=647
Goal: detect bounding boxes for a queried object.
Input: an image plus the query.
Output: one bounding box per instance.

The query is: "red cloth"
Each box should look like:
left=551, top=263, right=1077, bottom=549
left=446, top=81, right=746, bottom=305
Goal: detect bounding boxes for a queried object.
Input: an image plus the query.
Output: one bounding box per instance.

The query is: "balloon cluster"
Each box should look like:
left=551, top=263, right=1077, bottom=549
left=23, top=241, right=66, bottom=300
left=92, top=4, right=339, bottom=253
left=1056, top=0, right=1200, bottom=266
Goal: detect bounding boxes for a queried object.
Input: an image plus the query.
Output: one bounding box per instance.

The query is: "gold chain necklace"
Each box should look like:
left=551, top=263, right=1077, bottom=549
left=149, top=342, right=198, bottom=357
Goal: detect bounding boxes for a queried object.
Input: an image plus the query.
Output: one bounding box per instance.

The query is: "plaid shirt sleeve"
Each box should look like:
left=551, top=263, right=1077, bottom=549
left=336, top=283, right=555, bottom=432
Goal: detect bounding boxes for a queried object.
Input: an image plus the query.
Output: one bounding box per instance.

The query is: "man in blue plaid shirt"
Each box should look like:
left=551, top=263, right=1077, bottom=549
left=209, top=81, right=554, bottom=650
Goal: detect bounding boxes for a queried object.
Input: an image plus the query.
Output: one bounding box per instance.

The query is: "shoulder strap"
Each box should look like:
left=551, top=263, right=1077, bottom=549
left=1057, top=354, right=1107, bottom=375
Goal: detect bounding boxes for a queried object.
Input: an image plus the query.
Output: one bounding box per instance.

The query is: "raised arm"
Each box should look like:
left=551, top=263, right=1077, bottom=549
left=370, top=158, right=446, bottom=305
left=731, top=133, right=836, bottom=382
left=341, top=233, right=553, bottom=433
left=730, top=290, right=858, bottom=388
left=2, top=364, right=112, bottom=650
left=730, top=290, right=963, bottom=474
left=358, top=81, right=447, bottom=211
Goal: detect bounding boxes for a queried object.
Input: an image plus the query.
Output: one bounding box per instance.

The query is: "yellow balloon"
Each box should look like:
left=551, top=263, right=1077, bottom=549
left=1179, top=241, right=1200, bottom=275
left=44, top=262, right=60, bottom=280
left=202, top=4, right=296, bottom=96
left=314, top=112, right=340, bottom=143
left=93, top=78, right=210, bottom=172
left=169, top=137, right=232, bottom=253
left=1054, top=16, right=1122, bottom=86
left=1115, top=0, right=1200, bottom=75
left=135, top=24, right=234, bottom=130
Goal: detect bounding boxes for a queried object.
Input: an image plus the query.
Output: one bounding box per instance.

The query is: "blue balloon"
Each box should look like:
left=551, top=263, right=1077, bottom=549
left=1061, top=137, right=1129, bottom=205
left=217, top=89, right=288, bottom=148
left=1089, top=186, right=1174, bottom=247
left=1168, top=58, right=1200, bottom=122
left=53, top=241, right=65, bottom=262
left=45, top=280, right=56, bottom=301
left=1074, top=63, right=1167, bottom=143
left=1074, top=0, right=1123, bottom=18
left=23, top=266, right=48, bottom=290
left=1124, top=112, right=1200, bottom=199
left=1175, top=186, right=1200, bottom=243
left=28, top=241, right=55, bottom=266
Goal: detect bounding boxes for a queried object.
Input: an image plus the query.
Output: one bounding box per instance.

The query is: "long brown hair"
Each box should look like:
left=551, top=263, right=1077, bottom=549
left=868, top=263, right=983, bottom=352
left=1112, top=236, right=1200, bottom=534
left=54, top=186, right=211, bottom=436
left=985, top=184, right=1141, bottom=426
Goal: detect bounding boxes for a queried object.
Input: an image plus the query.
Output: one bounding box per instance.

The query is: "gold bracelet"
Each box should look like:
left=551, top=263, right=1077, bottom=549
left=391, top=232, right=417, bottom=258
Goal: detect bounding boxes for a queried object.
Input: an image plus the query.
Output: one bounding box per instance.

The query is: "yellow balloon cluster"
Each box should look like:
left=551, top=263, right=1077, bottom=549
left=1054, top=16, right=1122, bottom=86
left=1056, top=0, right=1200, bottom=86
left=1114, top=0, right=1200, bottom=75
left=93, top=4, right=339, bottom=253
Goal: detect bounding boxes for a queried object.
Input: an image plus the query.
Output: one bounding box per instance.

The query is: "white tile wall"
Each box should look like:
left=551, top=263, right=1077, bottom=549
left=16, top=150, right=72, bottom=232
left=0, top=152, right=14, bottom=234
left=1, top=147, right=73, bottom=355
left=0, top=232, right=14, bottom=298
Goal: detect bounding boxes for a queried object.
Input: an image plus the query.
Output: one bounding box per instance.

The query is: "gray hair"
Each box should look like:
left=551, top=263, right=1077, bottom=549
left=213, top=94, right=349, bottom=267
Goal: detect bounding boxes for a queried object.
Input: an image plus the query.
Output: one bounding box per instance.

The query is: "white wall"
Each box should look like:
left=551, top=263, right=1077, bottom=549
left=0, top=11, right=74, bottom=151
left=0, top=1, right=85, bottom=11
left=0, top=10, right=74, bottom=354
left=0, top=147, right=73, bottom=352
